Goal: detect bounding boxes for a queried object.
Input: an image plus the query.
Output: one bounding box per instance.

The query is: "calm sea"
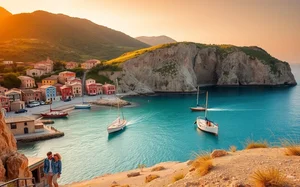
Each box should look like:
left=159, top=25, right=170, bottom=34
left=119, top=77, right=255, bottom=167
left=18, top=65, right=300, bottom=184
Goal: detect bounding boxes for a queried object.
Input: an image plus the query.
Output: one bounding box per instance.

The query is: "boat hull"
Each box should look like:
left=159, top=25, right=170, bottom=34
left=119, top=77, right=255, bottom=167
left=107, top=119, right=127, bottom=134
left=190, top=107, right=206, bottom=111
left=74, top=104, right=91, bottom=109
left=41, top=113, right=68, bottom=118
left=196, top=118, right=218, bottom=135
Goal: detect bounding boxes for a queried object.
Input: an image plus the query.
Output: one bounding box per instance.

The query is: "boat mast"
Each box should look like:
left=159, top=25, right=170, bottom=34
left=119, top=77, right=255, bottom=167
left=116, top=79, right=124, bottom=119
left=196, top=86, right=199, bottom=106
left=205, top=91, right=208, bottom=118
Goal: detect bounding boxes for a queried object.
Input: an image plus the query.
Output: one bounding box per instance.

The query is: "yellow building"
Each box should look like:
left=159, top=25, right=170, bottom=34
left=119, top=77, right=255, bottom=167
left=42, top=76, right=58, bottom=86
left=5, top=116, right=35, bottom=135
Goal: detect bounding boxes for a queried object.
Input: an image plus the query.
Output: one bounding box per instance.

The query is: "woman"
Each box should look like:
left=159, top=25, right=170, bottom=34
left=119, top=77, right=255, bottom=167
left=52, top=153, right=62, bottom=187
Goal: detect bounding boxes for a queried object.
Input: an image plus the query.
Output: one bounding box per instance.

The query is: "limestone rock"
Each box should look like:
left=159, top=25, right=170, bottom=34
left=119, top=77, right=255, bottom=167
left=210, top=149, right=228, bottom=158
left=6, top=152, right=32, bottom=180
left=127, top=172, right=140, bottom=177
left=0, top=160, right=5, bottom=181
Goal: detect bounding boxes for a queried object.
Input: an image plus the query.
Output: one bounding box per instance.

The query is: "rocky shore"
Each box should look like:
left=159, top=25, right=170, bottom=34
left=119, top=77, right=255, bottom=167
left=91, top=97, right=131, bottom=107
left=64, top=147, right=300, bottom=187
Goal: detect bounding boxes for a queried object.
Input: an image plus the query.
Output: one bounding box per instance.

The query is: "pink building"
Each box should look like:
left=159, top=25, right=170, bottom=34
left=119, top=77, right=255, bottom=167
left=34, top=57, right=54, bottom=73
left=58, top=71, right=76, bottom=84
left=85, top=78, right=96, bottom=85
left=69, top=83, right=82, bottom=97
left=0, top=86, right=8, bottom=96
left=21, top=89, right=42, bottom=104
left=96, top=83, right=103, bottom=95
left=86, top=83, right=97, bottom=96
left=102, top=84, right=116, bottom=95
left=0, top=95, right=10, bottom=112
left=66, top=77, right=81, bottom=85
left=81, top=59, right=100, bottom=70
left=60, top=85, right=73, bottom=100
left=18, top=76, right=36, bottom=89
left=65, top=62, right=78, bottom=69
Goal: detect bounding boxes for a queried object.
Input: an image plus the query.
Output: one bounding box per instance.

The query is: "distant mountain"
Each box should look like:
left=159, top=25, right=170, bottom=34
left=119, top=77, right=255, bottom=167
left=135, top=35, right=177, bottom=46
left=0, top=6, right=12, bottom=21
left=0, top=7, right=149, bottom=62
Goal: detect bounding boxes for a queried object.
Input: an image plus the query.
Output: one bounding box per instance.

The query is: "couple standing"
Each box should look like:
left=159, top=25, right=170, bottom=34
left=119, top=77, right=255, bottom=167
left=43, top=151, right=62, bottom=187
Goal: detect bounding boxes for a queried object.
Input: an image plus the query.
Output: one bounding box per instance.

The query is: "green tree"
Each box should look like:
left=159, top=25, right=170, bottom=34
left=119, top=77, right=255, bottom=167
left=53, top=61, right=65, bottom=71
left=0, top=73, right=21, bottom=89
left=72, top=67, right=84, bottom=78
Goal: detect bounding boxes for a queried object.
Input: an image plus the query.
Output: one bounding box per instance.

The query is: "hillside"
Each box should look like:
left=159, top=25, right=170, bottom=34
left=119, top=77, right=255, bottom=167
left=102, top=42, right=296, bottom=93
left=0, top=7, right=149, bottom=62
left=0, top=6, right=12, bottom=21
left=136, top=35, right=177, bottom=46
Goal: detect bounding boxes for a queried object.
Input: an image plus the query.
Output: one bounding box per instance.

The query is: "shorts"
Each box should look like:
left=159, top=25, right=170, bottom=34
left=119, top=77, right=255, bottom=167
left=46, top=172, right=53, bottom=177
left=53, top=174, right=58, bottom=183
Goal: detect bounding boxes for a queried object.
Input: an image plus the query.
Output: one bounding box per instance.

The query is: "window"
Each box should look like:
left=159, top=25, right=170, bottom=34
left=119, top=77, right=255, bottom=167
left=24, top=122, right=27, bottom=126
left=11, top=123, right=17, bottom=129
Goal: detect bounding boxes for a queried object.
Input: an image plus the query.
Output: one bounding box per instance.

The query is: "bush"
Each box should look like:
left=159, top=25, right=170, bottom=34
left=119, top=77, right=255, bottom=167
left=145, top=174, right=159, bottom=183
left=0, top=73, right=21, bottom=89
left=172, top=173, right=184, bottom=182
left=281, top=139, right=300, bottom=156
left=250, top=167, right=288, bottom=187
left=151, top=166, right=165, bottom=172
left=245, top=139, right=268, bottom=149
left=192, top=152, right=213, bottom=176
left=137, top=164, right=146, bottom=172
left=229, top=145, right=237, bottom=152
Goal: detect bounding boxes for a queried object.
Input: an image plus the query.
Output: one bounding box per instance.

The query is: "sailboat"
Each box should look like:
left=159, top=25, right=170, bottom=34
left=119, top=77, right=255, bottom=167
left=190, top=86, right=207, bottom=111
left=107, top=79, right=127, bottom=134
left=195, top=92, right=218, bottom=135
left=74, top=96, right=91, bottom=109
left=41, top=104, right=68, bottom=118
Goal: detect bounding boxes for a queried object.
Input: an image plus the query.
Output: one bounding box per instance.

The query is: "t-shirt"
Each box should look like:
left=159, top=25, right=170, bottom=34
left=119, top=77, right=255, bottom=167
left=48, top=159, right=53, bottom=173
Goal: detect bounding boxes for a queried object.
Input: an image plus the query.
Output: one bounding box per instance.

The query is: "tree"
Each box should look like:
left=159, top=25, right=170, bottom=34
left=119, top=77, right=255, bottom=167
left=0, top=73, right=21, bottom=89
left=72, top=67, right=84, bottom=78
left=53, top=61, right=65, bottom=71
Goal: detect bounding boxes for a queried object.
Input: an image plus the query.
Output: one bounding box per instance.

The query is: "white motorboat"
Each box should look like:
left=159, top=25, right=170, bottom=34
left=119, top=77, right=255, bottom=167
left=195, top=92, right=218, bottom=135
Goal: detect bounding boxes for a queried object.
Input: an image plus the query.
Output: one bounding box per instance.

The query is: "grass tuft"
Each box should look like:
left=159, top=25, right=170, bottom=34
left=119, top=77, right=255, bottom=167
left=172, top=173, right=184, bottom=182
left=151, top=166, right=165, bottom=172
left=145, top=174, right=160, bottom=183
left=192, top=152, right=213, bottom=176
left=281, top=139, right=300, bottom=156
left=229, top=145, right=237, bottom=152
left=245, top=139, right=268, bottom=149
left=250, top=167, right=288, bottom=187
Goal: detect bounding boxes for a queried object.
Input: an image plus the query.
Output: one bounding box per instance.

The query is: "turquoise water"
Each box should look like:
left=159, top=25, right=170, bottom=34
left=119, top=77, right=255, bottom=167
left=18, top=65, right=300, bottom=184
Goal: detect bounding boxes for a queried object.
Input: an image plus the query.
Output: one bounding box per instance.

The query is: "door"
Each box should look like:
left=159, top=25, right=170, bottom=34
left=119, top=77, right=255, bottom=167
left=24, top=127, right=29, bottom=134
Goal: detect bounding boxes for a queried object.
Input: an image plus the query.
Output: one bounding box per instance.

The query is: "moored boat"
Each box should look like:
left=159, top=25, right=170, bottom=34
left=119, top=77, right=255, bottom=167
left=190, top=86, right=207, bottom=111
left=41, top=110, right=68, bottom=118
left=74, top=104, right=91, bottom=109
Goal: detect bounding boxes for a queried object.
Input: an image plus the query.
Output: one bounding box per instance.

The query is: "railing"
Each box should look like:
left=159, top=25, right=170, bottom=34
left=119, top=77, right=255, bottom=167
left=0, top=177, right=36, bottom=187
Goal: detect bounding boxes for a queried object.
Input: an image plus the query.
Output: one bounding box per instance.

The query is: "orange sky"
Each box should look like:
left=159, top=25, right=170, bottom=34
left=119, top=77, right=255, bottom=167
left=1, top=0, right=300, bottom=63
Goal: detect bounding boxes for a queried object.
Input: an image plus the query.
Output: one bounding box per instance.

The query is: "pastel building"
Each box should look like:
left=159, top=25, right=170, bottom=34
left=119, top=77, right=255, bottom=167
left=10, top=101, right=25, bottom=112
left=96, top=83, right=103, bottom=95
left=0, top=86, right=8, bottom=96
left=0, top=95, right=10, bottom=112
left=65, top=62, right=78, bottom=69
left=66, top=77, right=81, bottom=85
left=34, top=57, right=54, bottom=73
left=53, top=83, right=63, bottom=96
left=5, top=89, right=22, bottom=102
left=85, top=78, right=95, bottom=85
left=70, top=83, right=82, bottom=97
left=2, top=61, right=13, bottom=65
left=58, top=71, right=76, bottom=84
left=18, top=76, right=36, bottom=89
left=26, top=68, right=46, bottom=77
left=21, top=89, right=42, bottom=104
left=5, top=116, right=35, bottom=135
left=86, top=83, right=97, bottom=96
left=103, top=84, right=116, bottom=95
left=39, top=85, right=57, bottom=102
left=60, top=85, right=73, bottom=100
left=81, top=59, right=100, bottom=70
left=42, top=76, right=58, bottom=86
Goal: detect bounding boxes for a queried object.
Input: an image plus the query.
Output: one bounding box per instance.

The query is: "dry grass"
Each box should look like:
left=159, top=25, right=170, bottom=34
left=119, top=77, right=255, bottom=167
left=281, top=139, right=300, bottom=156
left=229, top=145, right=237, bottom=152
left=145, top=174, right=160, bottom=183
left=172, top=173, right=184, bottom=182
left=151, top=166, right=165, bottom=171
left=192, top=152, right=213, bottom=176
left=137, top=164, right=146, bottom=172
left=245, top=139, right=268, bottom=149
left=250, top=167, right=288, bottom=187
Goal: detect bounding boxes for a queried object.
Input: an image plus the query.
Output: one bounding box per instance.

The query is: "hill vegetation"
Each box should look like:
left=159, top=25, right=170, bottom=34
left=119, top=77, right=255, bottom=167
left=0, top=7, right=149, bottom=62
left=135, top=35, right=177, bottom=46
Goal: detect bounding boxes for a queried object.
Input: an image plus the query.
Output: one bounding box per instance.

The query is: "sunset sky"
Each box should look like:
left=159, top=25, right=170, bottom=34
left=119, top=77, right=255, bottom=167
left=1, top=0, right=300, bottom=63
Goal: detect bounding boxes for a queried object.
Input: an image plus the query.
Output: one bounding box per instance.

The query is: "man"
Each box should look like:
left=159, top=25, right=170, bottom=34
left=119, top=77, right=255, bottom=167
left=44, top=151, right=54, bottom=187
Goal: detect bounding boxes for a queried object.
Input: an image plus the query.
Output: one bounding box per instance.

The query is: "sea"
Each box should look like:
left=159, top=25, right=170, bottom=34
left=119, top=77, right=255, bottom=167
left=18, top=64, right=300, bottom=184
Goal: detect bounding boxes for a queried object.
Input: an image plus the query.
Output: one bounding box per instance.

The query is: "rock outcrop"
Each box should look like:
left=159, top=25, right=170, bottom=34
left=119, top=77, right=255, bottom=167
left=0, top=112, right=32, bottom=182
left=109, top=43, right=296, bottom=94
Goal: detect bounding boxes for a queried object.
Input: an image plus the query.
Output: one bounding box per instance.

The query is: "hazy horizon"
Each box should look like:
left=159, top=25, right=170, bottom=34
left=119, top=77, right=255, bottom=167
left=1, top=0, right=300, bottom=63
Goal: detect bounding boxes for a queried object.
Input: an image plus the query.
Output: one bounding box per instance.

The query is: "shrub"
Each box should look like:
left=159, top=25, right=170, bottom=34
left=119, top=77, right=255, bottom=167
left=281, top=139, right=300, bottom=156
left=229, top=145, right=237, bottom=152
left=145, top=174, right=159, bottom=183
left=151, top=166, right=165, bottom=172
left=245, top=139, right=268, bottom=149
left=192, top=152, right=213, bottom=176
left=250, top=167, right=287, bottom=187
left=172, top=173, right=184, bottom=182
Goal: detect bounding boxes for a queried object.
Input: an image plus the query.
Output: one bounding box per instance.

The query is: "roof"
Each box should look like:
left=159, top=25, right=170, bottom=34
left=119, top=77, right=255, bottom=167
left=40, top=85, right=55, bottom=89
left=5, top=116, right=34, bottom=123
left=59, top=71, right=75, bottom=74
left=28, top=157, right=44, bottom=170
left=103, top=84, right=115, bottom=87
left=96, top=83, right=103, bottom=86
left=86, top=78, right=95, bottom=81
left=43, top=77, right=57, bottom=81
left=27, top=68, right=46, bottom=72
left=21, top=89, right=34, bottom=94
left=18, top=76, right=34, bottom=80
left=60, top=85, right=71, bottom=89
left=5, top=89, right=21, bottom=95
left=53, top=83, right=63, bottom=87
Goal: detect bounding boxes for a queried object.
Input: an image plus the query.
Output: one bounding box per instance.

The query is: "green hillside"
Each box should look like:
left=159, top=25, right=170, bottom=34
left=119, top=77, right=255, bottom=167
left=0, top=7, right=149, bottom=62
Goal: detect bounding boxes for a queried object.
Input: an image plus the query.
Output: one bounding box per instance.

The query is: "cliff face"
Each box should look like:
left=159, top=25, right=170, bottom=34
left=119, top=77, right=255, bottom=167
left=115, top=43, right=296, bottom=93
left=0, top=112, right=32, bottom=182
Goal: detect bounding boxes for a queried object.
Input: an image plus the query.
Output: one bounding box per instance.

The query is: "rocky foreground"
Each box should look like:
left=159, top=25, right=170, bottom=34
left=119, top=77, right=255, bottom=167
left=65, top=148, right=300, bottom=187
left=105, top=43, right=297, bottom=94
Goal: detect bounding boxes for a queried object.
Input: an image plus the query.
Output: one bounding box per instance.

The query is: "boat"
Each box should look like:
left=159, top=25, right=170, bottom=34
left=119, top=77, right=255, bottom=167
left=41, top=105, right=68, bottom=118
left=190, top=86, right=207, bottom=111
left=107, top=79, right=127, bottom=134
left=195, top=92, right=218, bottom=135
left=74, top=79, right=91, bottom=109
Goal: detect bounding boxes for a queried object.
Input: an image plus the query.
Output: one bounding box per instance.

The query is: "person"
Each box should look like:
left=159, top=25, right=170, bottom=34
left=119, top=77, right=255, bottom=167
left=43, top=151, right=54, bottom=187
left=52, top=153, right=62, bottom=187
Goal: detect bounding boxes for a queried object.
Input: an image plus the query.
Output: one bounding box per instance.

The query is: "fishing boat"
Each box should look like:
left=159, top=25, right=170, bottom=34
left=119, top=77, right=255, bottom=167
left=41, top=105, right=68, bottom=118
left=195, top=92, right=218, bottom=135
left=107, top=79, right=127, bottom=134
left=190, top=86, right=206, bottom=111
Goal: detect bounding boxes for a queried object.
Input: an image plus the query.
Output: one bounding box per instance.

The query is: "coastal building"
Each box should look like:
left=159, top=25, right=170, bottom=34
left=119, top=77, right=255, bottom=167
left=5, top=89, right=22, bottom=102
left=103, top=84, right=116, bottom=95
left=86, top=78, right=96, bottom=85
left=66, top=77, right=81, bottom=85
left=69, top=82, right=82, bottom=97
left=39, top=85, right=57, bottom=102
left=0, top=95, right=10, bottom=112
left=65, top=61, right=78, bottom=69
left=53, top=83, right=63, bottom=96
left=0, top=86, right=8, bottom=96
left=26, top=68, right=46, bottom=77
left=42, top=76, right=58, bottom=86
left=58, top=71, right=76, bottom=84
left=86, top=83, right=97, bottom=96
left=34, top=57, right=54, bottom=73
left=96, top=83, right=103, bottom=95
left=81, top=59, right=100, bottom=70
left=5, top=116, right=35, bottom=135
left=60, top=85, right=73, bottom=100
left=21, top=89, right=42, bottom=104
left=28, top=157, right=48, bottom=187
left=10, top=100, right=25, bottom=112
left=18, top=76, right=36, bottom=89
left=2, top=60, right=13, bottom=65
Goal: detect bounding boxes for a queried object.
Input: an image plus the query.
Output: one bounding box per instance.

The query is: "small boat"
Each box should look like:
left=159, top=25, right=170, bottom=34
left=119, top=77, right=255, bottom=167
left=195, top=92, right=218, bottom=135
left=190, top=86, right=207, bottom=111
left=107, top=79, right=127, bottom=134
left=74, top=104, right=91, bottom=109
left=41, top=105, right=68, bottom=118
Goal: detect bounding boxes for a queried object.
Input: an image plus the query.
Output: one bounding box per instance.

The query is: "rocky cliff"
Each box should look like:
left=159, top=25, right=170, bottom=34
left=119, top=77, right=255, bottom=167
left=0, top=112, right=32, bottom=182
left=106, top=43, right=296, bottom=94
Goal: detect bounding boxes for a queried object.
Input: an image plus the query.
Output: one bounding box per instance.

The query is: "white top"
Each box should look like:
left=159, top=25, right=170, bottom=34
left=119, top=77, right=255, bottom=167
left=48, top=159, right=53, bottom=173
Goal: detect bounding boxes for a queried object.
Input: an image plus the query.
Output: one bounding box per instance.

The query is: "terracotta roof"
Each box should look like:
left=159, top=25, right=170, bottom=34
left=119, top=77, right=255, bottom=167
left=18, top=76, right=34, bottom=80
left=5, top=116, right=34, bottom=123
left=43, top=77, right=57, bottom=80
